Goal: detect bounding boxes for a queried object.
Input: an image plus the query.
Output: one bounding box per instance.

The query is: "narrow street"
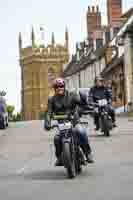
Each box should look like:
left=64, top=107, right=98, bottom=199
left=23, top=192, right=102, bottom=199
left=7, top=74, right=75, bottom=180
left=0, top=117, right=132, bottom=199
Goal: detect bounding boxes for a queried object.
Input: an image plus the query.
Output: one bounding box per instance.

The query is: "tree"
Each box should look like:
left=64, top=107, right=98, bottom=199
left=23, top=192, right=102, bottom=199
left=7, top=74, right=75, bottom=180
left=6, top=105, right=15, bottom=120
left=15, top=113, right=22, bottom=121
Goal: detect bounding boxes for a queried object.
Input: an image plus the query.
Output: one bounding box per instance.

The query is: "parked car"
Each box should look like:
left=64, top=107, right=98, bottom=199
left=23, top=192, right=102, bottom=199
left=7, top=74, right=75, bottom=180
left=0, top=95, right=8, bottom=129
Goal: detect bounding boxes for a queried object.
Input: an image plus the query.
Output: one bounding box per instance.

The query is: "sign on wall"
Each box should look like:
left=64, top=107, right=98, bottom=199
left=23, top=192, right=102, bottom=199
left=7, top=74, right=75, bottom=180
left=105, top=46, right=118, bottom=64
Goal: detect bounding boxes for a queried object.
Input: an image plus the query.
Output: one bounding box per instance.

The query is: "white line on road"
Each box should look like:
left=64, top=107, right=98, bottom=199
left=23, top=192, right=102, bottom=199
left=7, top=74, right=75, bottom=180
left=49, top=143, right=54, bottom=166
left=16, top=164, right=29, bottom=175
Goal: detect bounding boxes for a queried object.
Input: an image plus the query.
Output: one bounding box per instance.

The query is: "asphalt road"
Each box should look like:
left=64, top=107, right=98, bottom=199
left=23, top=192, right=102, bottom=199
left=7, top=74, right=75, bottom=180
left=0, top=117, right=133, bottom=200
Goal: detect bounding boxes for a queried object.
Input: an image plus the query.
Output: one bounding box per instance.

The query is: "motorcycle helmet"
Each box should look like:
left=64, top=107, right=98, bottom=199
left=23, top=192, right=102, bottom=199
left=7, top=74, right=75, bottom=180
left=53, top=78, right=65, bottom=89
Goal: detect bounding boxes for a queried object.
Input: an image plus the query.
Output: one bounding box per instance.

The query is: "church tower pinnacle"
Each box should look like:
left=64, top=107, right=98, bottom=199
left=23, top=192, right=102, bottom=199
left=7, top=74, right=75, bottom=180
left=18, top=32, right=22, bottom=53
left=31, top=26, right=35, bottom=47
left=65, top=27, right=69, bottom=50
left=51, top=32, right=55, bottom=46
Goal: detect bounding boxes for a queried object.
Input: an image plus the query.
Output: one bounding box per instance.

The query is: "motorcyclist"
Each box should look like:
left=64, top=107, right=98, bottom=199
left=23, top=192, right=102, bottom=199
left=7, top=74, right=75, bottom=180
left=45, top=78, right=94, bottom=166
left=89, top=76, right=116, bottom=130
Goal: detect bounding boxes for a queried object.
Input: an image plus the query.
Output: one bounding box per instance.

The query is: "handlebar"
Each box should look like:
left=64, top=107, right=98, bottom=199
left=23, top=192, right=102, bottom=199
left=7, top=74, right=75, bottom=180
left=52, top=115, right=69, bottom=120
left=80, top=121, right=88, bottom=125
left=51, top=120, right=88, bottom=129
left=51, top=114, right=89, bottom=129
left=89, top=101, right=109, bottom=107
left=51, top=115, right=73, bottom=129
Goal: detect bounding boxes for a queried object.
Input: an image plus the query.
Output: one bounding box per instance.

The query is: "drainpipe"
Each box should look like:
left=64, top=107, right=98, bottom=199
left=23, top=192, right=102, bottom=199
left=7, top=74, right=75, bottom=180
left=78, top=72, right=81, bottom=88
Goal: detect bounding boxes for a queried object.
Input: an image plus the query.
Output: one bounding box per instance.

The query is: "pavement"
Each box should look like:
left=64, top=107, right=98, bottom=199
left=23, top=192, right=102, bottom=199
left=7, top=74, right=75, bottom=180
left=0, top=117, right=133, bottom=199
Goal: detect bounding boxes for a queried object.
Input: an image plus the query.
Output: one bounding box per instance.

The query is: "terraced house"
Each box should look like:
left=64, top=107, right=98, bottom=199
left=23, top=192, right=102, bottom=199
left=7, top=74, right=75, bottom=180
left=63, top=6, right=133, bottom=110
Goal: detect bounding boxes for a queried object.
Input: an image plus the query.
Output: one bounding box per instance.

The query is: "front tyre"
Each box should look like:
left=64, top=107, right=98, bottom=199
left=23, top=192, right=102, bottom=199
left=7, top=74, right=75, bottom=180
left=75, top=148, right=83, bottom=174
left=63, top=142, right=76, bottom=179
left=102, top=115, right=110, bottom=137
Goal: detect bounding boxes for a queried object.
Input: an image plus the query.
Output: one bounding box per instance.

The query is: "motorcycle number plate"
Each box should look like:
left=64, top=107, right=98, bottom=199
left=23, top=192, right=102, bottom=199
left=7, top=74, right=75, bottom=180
left=98, top=99, right=107, bottom=106
left=58, top=122, right=72, bottom=131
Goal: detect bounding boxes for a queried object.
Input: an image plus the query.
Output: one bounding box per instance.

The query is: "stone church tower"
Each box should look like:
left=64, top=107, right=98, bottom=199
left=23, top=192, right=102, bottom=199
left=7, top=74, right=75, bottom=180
left=19, top=27, right=69, bottom=120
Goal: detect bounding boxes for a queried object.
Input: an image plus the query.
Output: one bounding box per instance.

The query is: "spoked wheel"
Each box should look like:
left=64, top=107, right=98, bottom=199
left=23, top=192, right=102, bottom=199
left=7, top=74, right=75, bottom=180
left=63, top=142, right=76, bottom=179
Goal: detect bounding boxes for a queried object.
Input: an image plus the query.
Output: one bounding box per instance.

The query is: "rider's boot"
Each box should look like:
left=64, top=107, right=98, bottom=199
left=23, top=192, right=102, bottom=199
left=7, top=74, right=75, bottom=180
left=95, top=125, right=100, bottom=131
left=112, top=121, right=117, bottom=127
left=94, top=116, right=100, bottom=131
left=55, top=156, right=63, bottom=166
left=86, top=153, right=94, bottom=163
left=81, top=144, right=94, bottom=164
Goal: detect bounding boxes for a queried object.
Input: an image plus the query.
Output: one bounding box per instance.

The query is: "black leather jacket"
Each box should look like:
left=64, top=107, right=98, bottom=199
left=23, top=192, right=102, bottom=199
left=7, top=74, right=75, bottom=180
left=48, top=90, right=80, bottom=115
left=45, top=90, right=80, bottom=129
left=89, top=86, right=112, bottom=103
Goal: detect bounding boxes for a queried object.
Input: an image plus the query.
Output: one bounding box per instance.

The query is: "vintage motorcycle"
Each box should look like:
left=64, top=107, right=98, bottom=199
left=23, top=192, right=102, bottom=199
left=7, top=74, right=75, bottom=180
left=93, top=99, right=113, bottom=137
left=51, top=114, right=87, bottom=179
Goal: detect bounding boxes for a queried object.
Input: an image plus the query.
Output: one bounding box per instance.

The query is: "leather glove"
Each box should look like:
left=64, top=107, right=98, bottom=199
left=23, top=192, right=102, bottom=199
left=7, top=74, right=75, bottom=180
left=44, top=120, right=51, bottom=131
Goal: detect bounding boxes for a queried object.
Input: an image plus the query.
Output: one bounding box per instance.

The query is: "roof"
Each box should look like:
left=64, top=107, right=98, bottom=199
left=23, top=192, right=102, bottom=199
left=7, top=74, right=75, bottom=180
left=62, top=44, right=107, bottom=78
left=121, top=8, right=133, bottom=19
left=94, top=44, right=107, bottom=59
left=62, top=53, right=94, bottom=77
left=62, top=55, right=77, bottom=77
left=101, top=55, right=124, bottom=76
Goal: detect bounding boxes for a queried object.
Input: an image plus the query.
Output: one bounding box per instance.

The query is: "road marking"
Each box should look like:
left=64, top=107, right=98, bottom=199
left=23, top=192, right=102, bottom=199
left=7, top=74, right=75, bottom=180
left=16, top=164, right=29, bottom=175
left=49, top=143, right=54, bottom=166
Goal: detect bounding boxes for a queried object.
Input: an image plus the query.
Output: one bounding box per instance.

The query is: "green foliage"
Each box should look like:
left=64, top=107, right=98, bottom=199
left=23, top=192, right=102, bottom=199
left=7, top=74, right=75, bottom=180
left=6, top=105, right=15, bottom=116
left=6, top=105, right=15, bottom=121
left=11, top=113, right=22, bottom=122
left=14, top=113, right=22, bottom=121
left=6, top=105, right=22, bottom=122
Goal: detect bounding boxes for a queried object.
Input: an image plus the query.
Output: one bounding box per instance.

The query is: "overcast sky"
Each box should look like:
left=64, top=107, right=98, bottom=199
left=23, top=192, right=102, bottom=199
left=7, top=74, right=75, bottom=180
left=0, top=0, right=132, bottom=112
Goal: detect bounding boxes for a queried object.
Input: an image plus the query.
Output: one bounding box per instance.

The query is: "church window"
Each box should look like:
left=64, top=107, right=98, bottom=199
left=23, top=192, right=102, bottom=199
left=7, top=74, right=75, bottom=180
left=48, top=67, right=56, bottom=88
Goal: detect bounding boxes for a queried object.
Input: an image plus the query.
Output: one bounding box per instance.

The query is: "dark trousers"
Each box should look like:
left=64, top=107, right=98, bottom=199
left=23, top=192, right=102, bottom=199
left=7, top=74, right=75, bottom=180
left=108, top=105, right=116, bottom=123
left=54, top=124, right=92, bottom=158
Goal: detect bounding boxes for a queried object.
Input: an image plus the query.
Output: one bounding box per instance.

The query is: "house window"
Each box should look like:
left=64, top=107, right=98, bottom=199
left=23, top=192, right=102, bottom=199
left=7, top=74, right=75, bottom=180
left=96, top=39, right=103, bottom=49
left=113, top=27, right=120, bottom=36
left=105, top=31, right=110, bottom=43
